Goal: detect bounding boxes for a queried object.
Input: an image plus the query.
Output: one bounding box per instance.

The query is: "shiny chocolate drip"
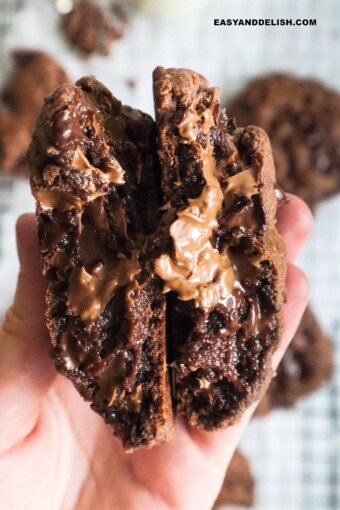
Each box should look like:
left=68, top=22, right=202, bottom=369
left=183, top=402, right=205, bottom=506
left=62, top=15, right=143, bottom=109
left=154, top=93, right=260, bottom=311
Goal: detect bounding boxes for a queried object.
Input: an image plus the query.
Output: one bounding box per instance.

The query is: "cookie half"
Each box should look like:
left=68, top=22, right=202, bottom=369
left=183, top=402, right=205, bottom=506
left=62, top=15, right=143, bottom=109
left=28, top=77, right=173, bottom=450
left=152, top=67, right=286, bottom=429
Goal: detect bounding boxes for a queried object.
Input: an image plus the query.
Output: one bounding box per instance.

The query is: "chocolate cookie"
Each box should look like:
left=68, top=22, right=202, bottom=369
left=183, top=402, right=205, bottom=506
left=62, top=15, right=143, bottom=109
left=0, top=50, right=70, bottom=175
left=0, top=111, right=31, bottom=175
left=214, top=449, right=255, bottom=508
left=61, top=0, right=129, bottom=57
left=153, top=66, right=286, bottom=430
left=28, top=77, right=173, bottom=450
left=256, top=306, right=333, bottom=415
left=28, top=68, right=286, bottom=449
left=227, top=74, right=340, bottom=208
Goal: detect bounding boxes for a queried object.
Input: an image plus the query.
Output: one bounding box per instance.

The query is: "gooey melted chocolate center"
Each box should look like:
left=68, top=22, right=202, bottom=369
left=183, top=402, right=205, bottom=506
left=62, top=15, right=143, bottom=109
left=153, top=90, right=260, bottom=313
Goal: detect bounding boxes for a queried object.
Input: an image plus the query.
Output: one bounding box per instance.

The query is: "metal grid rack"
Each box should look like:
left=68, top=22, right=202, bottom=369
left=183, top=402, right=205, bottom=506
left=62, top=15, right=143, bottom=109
left=0, top=1, right=339, bottom=509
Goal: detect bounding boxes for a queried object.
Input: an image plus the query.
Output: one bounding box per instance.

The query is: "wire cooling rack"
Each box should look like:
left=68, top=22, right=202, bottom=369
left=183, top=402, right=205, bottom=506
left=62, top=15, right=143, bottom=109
left=0, top=1, right=339, bottom=509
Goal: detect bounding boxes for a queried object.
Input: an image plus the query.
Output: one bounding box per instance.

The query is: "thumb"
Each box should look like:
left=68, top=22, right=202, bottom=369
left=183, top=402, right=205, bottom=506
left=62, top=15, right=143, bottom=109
left=0, top=213, right=56, bottom=456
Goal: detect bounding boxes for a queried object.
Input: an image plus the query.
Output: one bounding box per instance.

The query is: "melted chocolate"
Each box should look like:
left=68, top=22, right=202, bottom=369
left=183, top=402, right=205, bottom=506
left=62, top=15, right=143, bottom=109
left=153, top=66, right=286, bottom=430
left=28, top=69, right=286, bottom=447
left=28, top=76, right=173, bottom=450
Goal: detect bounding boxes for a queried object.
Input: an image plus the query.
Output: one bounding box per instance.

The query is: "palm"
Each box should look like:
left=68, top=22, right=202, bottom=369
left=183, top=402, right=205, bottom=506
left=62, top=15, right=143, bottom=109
left=0, top=198, right=312, bottom=510
left=3, top=371, right=226, bottom=510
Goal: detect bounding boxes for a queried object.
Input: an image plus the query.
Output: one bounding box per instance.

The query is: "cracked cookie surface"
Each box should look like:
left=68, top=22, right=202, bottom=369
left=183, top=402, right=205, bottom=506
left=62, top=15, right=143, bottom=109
left=152, top=67, right=286, bottom=429
left=28, top=76, right=173, bottom=450
left=28, top=68, right=286, bottom=448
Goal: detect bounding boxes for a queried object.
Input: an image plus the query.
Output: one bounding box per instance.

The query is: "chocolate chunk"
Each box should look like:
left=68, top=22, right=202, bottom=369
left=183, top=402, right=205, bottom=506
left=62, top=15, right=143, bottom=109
left=28, top=76, right=173, bottom=450
left=256, top=306, right=333, bottom=415
left=214, top=449, right=255, bottom=508
left=152, top=67, right=286, bottom=430
left=227, top=74, right=340, bottom=208
left=0, top=50, right=70, bottom=175
left=61, top=0, right=129, bottom=57
left=28, top=68, right=286, bottom=449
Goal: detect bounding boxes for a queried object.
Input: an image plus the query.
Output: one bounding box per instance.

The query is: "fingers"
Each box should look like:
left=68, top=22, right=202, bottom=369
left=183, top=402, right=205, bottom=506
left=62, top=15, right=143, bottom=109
left=276, top=194, right=313, bottom=262
left=0, top=214, right=56, bottom=456
left=272, top=264, right=309, bottom=367
left=12, top=213, right=47, bottom=336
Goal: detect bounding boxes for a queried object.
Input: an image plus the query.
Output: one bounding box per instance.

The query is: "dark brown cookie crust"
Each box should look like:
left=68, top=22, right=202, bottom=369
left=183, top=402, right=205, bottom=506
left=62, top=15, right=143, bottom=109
left=256, top=306, right=333, bottom=415
left=152, top=67, right=286, bottom=430
left=227, top=74, right=340, bottom=208
left=214, top=449, right=255, bottom=508
left=28, top=77, right=173, bottom=450
left=0, top=50, right=70, bottom=175
left=28, top=68, right=286, bottom=448
left=61, top=0, right=128, bottom=57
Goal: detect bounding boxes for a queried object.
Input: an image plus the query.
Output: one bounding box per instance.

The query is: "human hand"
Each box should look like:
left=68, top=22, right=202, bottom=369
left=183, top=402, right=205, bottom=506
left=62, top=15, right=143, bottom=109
left=0, top=194, right=312, bottom=510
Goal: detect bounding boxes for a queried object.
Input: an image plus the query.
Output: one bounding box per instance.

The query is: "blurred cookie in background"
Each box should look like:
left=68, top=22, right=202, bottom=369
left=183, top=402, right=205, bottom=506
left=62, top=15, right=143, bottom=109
left=60, top=0, right=129, bottom=57
left=256, top=306, right=333, bottom=416
left=0, top=50, right=70, bottom=175
left=0, top=111, right=31, bottom=176
left=227, top=74, right=340, bottom=208
left=214, top=449, right=255, bottom=508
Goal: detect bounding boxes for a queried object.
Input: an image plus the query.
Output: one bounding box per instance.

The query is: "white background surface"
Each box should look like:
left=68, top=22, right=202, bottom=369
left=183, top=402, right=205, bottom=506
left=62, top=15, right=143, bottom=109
left=0, top=1, right=339, bottom=508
